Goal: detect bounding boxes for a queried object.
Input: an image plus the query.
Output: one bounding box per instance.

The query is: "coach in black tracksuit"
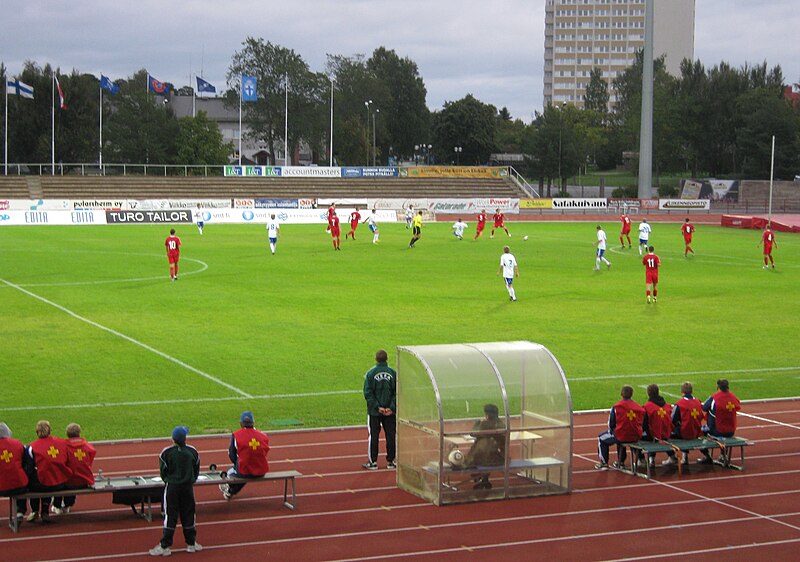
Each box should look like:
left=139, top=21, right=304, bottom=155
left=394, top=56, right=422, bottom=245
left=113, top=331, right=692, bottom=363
left=152, top=426, right=201, bottom=554
left=362, top=349, right=397, bottom=470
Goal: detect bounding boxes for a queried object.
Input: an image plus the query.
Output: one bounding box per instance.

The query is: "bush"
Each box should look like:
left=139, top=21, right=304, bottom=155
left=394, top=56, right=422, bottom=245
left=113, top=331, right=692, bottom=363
left=554, top=190, right=571, bottom=197
left=657, top=185, right=679, bottom=197
left=611, top=186, right=638, bottom=198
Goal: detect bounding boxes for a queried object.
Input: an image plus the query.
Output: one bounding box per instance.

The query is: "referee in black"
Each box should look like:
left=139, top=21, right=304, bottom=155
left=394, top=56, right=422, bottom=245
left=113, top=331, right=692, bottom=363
left=149, top=426, right=202, bottom=556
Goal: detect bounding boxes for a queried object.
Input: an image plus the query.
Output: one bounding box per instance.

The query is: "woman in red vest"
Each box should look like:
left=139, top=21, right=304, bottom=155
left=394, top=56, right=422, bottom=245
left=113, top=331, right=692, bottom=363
left=0, top=423, right=29, bottom=525
left=52, top=423, right=96, bottom=515
left=25, top=420, right=73, bottom=522
left=698, top=379, right=741, bottom=464
left=595, top=385, right=645, bottom=469
left=219, top=411, right=270, bottom=500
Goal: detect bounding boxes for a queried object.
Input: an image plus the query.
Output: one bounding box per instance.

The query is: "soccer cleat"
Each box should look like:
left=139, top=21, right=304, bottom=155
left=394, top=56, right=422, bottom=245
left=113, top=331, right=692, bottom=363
left=512, top=297, right=517, bottom=302
left=187, top=543, right=203, bottom=553
left=661, top=457, right=677, bottom=466
left=508, top=233, right=512, bottom=237
left=362, top=461, right=378, bottom=470
left=386, top=461, right=397, bottom=469
left=611, top=461, right=622, bottom=469
left=594, top=462, right=609, bottom=470
left=647, top=296, right=651, bottom=303
left=490, top=235, right=494, bottom=239
left=607, top=262, right=612, bottom=269
left=149, top=545, right=172, bottom=557
left=593, top=267, right=600, bottom=271
left=649, top=459, right=656, bottom=468
left=763, top=266, right=769, bottom=269
left=653, top=297, right=657, bottom=302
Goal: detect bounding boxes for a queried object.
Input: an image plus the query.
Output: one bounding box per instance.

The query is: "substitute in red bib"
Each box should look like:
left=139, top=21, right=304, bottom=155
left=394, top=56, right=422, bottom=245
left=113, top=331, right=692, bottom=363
left=24, top=420, right=73, bottom=523
left=595, top=385, right=645, bottom=469
left=641, top=384, right=672, bottom=468
left=165, top=228, right=181, bottom=281
left=698, top=379, right=741, bottom=464
left=52, top=423, right=96, bottom=515
left=0, top=423, right=29, bottom=526
left=663, top=382, right=705, bottom=467
left=219, top=411, right=270, bottom=501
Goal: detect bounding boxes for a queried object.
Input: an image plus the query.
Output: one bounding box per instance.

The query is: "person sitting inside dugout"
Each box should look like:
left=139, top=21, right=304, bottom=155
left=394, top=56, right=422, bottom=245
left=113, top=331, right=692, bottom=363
left=464, top=404, right=506, bottom=490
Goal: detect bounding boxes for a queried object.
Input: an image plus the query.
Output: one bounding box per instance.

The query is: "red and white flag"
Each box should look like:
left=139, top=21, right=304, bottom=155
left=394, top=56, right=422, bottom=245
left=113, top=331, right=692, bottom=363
left=54, top=75, right=67, bottom=110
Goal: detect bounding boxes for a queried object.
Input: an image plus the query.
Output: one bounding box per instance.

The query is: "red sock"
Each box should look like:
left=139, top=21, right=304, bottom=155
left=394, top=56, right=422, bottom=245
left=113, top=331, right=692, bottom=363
left=653, top=288, right=657, bottom=297
left=646, top=290, right=650, bottom=297
left=765, top=257, right=769, bottom=266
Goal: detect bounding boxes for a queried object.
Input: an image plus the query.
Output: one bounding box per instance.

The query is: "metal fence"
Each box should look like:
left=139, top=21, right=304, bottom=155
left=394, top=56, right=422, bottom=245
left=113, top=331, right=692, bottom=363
left=3, top=163, right=224, bottom=176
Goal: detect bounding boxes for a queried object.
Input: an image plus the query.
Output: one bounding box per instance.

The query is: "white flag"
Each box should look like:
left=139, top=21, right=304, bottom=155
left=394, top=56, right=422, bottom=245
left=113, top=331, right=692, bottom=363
left=6, top=79, right=34, bottom=99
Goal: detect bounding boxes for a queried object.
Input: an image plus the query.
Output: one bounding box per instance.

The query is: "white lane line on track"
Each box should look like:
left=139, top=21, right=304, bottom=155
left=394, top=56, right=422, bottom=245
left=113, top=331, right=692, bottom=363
left=570, top=366, right=800, bottom=382
left=740, top=411, right=800, bottom=430
left=606, top=539, right=800, bottom=562
left=0, top=277, right=252, bottom=398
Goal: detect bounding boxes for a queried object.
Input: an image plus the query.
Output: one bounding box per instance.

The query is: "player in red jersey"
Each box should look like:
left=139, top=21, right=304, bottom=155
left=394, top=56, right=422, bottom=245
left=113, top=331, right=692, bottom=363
left=642, top=245, right=660, bottom=303
left=758, top=223, right=778, bottom=269
left=681, top=218, right=695, bottom=257
left=165, top=228, right=182, bottom=281
left=330, top=215, right=341, bottom=251
left=474, top=209, right=487, bottom=240
left=619, top=213, right=632, bottom=248
left=491, top=208, right=510, bottom=238
left=326, top=203, right=336, bottom=233
left=346, top=207, right=362, bottom=240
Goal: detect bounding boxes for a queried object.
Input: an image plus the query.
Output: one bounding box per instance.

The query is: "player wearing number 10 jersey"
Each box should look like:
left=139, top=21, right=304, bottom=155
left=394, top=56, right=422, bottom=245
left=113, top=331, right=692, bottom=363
left=165, top=229, right=181, bottom=281
left=642, top=246, right=660, bottom=303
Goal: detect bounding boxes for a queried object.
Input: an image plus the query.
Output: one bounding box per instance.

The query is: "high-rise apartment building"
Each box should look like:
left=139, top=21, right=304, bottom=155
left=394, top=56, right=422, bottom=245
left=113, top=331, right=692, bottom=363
left=543, top=0, right=695, bottom=108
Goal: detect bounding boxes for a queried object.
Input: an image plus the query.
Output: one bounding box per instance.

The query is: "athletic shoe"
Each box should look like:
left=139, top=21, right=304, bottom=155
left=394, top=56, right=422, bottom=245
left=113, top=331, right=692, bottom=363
left=594, top=462, right=609, bottom=470
left=763, top=266, right=769, bottom=269
left=611, top=462, right=622, bottom=469
left=50, top=505, right=63, bottom=515
left=490, top=235, right=494, bottom=239
left=386, top=461, right=397, bottom=469
left=592, top=267, right=600, bottom=271
left=696, top=456, right=714, bottom=465
left=647, top=297, right=651, bottom=303
left=649, top=459, right=656, bottom=468
left=25, top=512, right=38, bottom=522
left=653, top=297, right=657, bottom=303
left=149, top=545, right=172, bottom=557
left=661, top=457, right=677, bottom=466
left=511, top=297, right=517, bottom=302
left=508, top=233, right=512, bottom=237
left=607, top=262, right=612, bottom=270
left=187, top=543, right=203, bottom=553
left=362, top=461, right=378, bottom=470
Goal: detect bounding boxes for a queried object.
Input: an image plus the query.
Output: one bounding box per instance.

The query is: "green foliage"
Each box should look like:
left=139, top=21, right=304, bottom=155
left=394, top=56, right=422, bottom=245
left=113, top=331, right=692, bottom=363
left=611, top=186, right=639, bottom=198
left=583, top=67, right=610, bottom=113
left=431, top=94, right=497, bottom=165
left=656, top=184, right=679, bottom=197
left=0, top=222, right=797, bottom=441
left=175, top=111, right=233, bottom=167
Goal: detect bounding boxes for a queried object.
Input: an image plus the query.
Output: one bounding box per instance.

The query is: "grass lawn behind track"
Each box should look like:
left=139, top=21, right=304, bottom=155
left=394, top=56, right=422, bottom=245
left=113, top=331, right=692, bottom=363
left=1, top=220, right=798, bottom=441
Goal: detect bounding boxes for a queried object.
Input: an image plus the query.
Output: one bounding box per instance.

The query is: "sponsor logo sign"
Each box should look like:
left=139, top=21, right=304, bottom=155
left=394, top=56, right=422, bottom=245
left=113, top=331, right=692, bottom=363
left=520, top=199, right=553, bottom=209
left=341, top=167, right=363, bottom=178
left=427, top=199, right=475, bottom=213
left=280, top=166, right=341, bottom=178
left=105, top=210, right=193, bottom=224
left=0, top=213, right=10, bottom=221
left=368, top=198, right=429, bottom=211
left=0, top=210, right=107, bottom=226
left=659, top=199, right=710, bottom=210
left=0, top=199, right=72, bottom=211
left=25, top=211, right=49, bottom=224
left=73, top=199, right=125, bottom=210
left=640, top=199, right=659, bottom=210
left=298, top=199, right=315, bottom=209
left=552, top=198, right=607, bottom=209
left=254, top=198, right=299, bottom=209
left=224, top=165, right=281, bottom=177
left=0, top=201, right=9, bottom=210
left=70, top=211, right=95, bottom=224
left=233, top=199, right=255, bottom=208
left=404, top=166, right=507, bottom=178
left=474, top=198, right=519, bottom=212
left=362, top=167, right=398, bottom=177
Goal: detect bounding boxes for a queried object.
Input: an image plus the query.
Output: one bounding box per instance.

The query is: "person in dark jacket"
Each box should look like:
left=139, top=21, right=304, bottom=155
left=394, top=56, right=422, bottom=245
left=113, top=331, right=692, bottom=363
left=641, top=384, right=673, bottom=467
left=149, top=426, right=202, bottom=557
left=362, top=349, right=397, bottom=470
left=219, top=411, right=270, bottom=500
left=465, top=404, right=507, bottom=490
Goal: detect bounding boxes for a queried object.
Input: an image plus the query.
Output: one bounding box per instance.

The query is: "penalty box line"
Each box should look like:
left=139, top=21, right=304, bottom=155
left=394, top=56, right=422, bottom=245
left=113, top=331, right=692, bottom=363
left=0, top=278, right=252, bottom=399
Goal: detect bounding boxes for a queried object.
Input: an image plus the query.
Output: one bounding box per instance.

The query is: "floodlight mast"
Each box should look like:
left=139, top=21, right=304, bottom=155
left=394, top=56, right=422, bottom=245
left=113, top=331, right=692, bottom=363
left=637, top=0, right=654, bottom=200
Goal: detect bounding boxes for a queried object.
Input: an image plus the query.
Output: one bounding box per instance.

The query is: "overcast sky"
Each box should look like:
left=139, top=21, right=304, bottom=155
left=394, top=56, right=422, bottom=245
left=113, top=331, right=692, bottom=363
left=3, top=1, right=799, bottom=122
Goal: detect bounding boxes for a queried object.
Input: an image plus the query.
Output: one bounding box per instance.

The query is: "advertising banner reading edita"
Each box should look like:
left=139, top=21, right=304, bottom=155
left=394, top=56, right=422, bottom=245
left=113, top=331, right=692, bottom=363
left=105, top=210, right=193, bottom=224
left=659, top=199, right=710, bottom=210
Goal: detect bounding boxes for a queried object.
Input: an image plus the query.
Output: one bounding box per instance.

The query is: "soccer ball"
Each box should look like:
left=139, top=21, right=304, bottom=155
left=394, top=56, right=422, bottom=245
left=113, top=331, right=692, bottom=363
left=448, top=448, right=465, bottom=468
left=523, top=235, right=529, bottom=241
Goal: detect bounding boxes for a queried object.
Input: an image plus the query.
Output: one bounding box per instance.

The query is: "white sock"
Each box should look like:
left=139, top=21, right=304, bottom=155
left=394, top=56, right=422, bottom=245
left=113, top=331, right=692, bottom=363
left=602, top=257, right=610, bottom=265
left=639, top=245, right=643, bottom=255
left=596, top=257, right=601, bottom=268
left=509, top=286, right=516, bottom=299
left=373, top=233, right=379, bottom=243
left=270, top=242, right=276, bottom=254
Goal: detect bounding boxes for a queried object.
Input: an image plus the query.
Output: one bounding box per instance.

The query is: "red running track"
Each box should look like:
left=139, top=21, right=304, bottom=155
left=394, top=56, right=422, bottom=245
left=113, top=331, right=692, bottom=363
left=2, top=399, right=799, bottom=561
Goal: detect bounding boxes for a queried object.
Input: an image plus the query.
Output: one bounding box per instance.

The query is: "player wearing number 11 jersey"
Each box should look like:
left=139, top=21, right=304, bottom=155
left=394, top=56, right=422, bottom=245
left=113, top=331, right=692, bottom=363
left=642, top=246, right=660, bottom=303
left=165, top=229, right=181, bottom=281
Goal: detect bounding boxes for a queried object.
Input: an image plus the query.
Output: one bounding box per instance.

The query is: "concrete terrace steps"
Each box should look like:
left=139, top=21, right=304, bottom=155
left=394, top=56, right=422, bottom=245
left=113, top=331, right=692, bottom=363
left=0, top=177, right=30, bottom=198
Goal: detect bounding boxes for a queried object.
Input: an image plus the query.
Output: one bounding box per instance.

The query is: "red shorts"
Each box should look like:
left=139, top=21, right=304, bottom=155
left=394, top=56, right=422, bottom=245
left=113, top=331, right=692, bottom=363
left=621, top=226, right=631, bottom=235
left=645, top=271, right=658, bottom=285
left=350, top=220, right=358, bottom=230
left=167, top=251, right=180, bottom=264
left=494, top=221, right=504, bottom=228
left=684, top=235, right=692, bottom=244
left=763, top=244, right=773, bottom=255
left=477, top=223, right=485, bottom=232
left=331, top=226, right=341, bottom=237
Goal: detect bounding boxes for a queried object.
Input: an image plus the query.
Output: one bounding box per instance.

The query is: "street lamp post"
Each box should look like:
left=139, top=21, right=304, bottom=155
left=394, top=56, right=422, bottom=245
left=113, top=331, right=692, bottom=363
left=372, top=108, right=379, bottom=166
left=364, top=100, right=372, bottom=166
left=454, top=146, right=462, bottom=165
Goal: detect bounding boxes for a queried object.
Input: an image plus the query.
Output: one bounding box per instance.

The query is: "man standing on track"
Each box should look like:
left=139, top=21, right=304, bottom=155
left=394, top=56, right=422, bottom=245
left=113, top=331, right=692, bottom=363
left=681, top=218, right=695, bottom=257
left=475, top=209, right=487, bottom=240
left=698, top=379, right=741, bottom=464
left=619, top=212, right=632, bottom=248
left=346, top=207, right=362, bottom=240
left=220, top=412, right=270, bottom=500
left=165, top=228, right=181, bottom=281
left=758, top=223, right=778, bottom=269
left=593, top=225, right=612, bottom=271
left=491, top=208, right=510, bottom=238
left=150, top=426, right=201, bottom=556
left=362, top=349, right=397, bottom=470
left=497, top=245, right=519, bottom=302
left=642, top=246, right=661, bottom=303
left=265, top=214, right=280, bottom=255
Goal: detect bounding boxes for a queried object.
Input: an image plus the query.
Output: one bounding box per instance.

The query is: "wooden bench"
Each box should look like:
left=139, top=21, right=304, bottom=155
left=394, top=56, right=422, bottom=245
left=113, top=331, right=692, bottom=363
left=620, top=436, right=753, bottom=479
left=7, top=469, right=301, bottom=533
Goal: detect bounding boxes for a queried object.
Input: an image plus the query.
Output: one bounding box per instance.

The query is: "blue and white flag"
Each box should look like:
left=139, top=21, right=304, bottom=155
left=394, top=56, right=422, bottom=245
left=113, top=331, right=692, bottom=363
left=6, top=79, right=34, bottom=99
left=241, top=75, right=257, bottom=102
left=196, top=76, right=216, bottom=94
left=100, top=75, right=119, bottom=95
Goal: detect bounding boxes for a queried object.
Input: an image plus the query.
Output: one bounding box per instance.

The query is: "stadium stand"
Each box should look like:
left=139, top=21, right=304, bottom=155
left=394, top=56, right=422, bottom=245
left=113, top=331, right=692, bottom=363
left=738, top=180, right=800, bottom=212
left=0, top=176, right=527, bottom=200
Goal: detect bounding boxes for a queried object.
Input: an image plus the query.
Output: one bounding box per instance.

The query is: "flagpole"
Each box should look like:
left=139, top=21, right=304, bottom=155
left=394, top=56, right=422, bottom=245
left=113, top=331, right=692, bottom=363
left=4, top=84, right=8, bottom=175
left=192, top=74, right=196, bottom=118
left=769, top=135, right=775, bottom=225
left=284, top=73, right=288, bottom=166
left=99, top=84, right=103, bottom=172
left=330, top=77, right=334, bottom=166
left=238, top=75, right=242, bottom=166
left=51, top=71, right=55, bottom=176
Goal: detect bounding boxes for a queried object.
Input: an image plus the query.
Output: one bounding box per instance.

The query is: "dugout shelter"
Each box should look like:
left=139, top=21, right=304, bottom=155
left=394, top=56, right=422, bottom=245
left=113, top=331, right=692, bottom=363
left=396, top=341, right=572, bottom=505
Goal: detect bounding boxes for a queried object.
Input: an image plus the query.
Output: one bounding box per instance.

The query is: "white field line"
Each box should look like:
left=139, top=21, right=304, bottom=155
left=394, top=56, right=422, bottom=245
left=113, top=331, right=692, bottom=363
left=3, top=367, right=796, bottom=413
left=0, top=278, right=252, bottom=398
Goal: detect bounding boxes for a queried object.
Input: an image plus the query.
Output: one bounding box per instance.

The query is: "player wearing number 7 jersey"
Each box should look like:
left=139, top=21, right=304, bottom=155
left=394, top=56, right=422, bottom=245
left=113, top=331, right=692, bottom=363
left=165, top=228, right=182, bottom=281
left=642, top=246, right=660, bottom=303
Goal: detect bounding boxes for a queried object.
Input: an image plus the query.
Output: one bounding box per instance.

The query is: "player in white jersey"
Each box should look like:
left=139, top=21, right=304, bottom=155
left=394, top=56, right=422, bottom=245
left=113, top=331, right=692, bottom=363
left=452, top=218, right=468, bottom=240
left=265, top=214, right=280, bottom=254
left=194, top=205, right=204, bottom=236
left=496, top=246, right=519, bottom=301
left=404, top=205, right=414, bottom=229
left=593, top=225, right=612, bottom=270
left=363, top=209, right=380, bottom=243
left=638, top=219, right=652, bottom=255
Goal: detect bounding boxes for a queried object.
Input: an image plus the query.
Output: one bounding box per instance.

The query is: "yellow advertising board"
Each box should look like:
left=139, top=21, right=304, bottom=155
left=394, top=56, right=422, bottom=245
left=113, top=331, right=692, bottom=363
left=402, top=166, right=508, bottom=178
left=520, top=199, right=553, bottom=209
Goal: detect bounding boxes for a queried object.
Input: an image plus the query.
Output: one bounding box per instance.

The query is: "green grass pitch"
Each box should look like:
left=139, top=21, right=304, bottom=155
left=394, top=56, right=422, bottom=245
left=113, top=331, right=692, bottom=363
left=1, top=220, right=798, bottom=441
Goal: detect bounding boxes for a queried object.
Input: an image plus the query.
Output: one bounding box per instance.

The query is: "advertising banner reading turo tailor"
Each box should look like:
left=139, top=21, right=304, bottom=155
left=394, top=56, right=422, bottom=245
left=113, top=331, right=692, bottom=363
left=105, top=210, right=193, bottom=224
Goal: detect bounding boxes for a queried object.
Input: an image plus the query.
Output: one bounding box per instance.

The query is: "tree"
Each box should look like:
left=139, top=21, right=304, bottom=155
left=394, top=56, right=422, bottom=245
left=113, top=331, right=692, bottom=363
left=175, top=111, right=233, bottom=168
left=583, top=67, right=609, bottom=114
left=523, top=103, right=584, bottom=194
left=431, top=94, right=496, bottom=165
left=735, top=89, right=800, bottom=179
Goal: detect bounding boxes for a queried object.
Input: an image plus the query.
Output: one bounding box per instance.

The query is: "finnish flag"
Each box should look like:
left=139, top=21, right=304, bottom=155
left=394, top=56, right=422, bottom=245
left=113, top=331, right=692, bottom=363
left=6, top=79, right=34, bottom=99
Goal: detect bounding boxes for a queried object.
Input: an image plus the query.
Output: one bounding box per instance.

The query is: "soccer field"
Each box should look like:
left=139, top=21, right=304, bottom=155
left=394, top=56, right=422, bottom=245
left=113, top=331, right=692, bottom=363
left=1, top=220, right=798, bottom=441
